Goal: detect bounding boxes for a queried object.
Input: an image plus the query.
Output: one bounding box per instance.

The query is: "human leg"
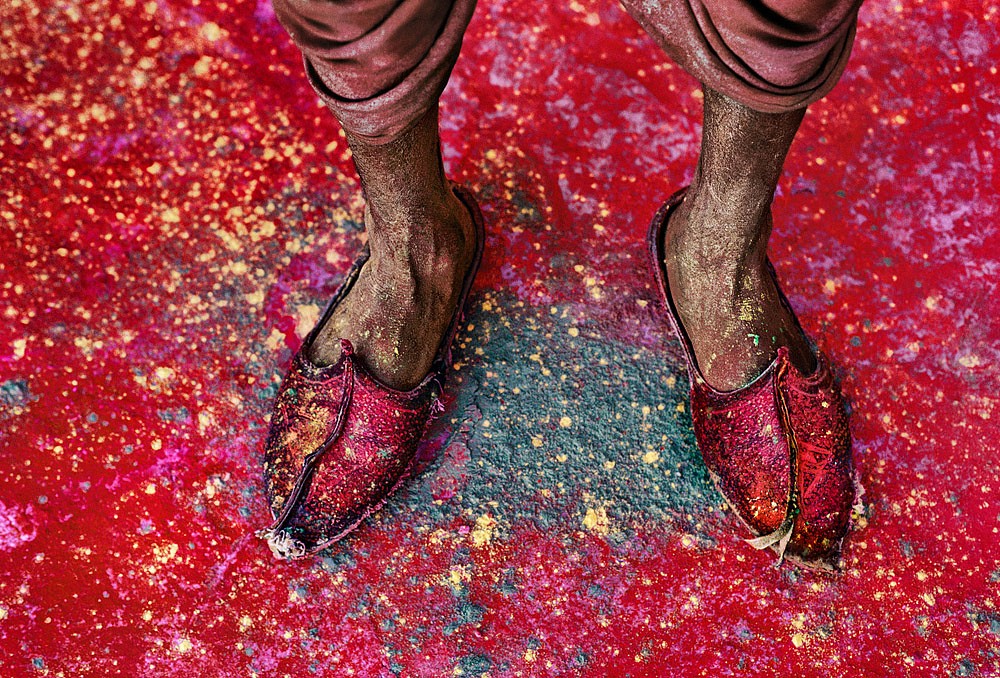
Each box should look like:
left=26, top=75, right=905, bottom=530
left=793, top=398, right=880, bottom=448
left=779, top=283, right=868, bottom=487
left=620, top=0, right=862, bottom=389
left=259, top=0, right=481, bottom=558
left=271, top=0, right=479, bottom=389
left=628, top=0, right=864, bottom=566
left=663, top=87, right=813, bottom=391
left=312, top=105, right=477, bottom=390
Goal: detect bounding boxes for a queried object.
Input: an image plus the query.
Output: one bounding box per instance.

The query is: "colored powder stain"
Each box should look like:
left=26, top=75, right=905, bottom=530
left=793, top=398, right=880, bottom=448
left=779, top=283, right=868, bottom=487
left=0, top=380, right=32, bottom=409
left=459, top=654, right=492, bottom=673
left=392, top=290, right=713, bottom=536
left=1, top=0, right=999, bottom=675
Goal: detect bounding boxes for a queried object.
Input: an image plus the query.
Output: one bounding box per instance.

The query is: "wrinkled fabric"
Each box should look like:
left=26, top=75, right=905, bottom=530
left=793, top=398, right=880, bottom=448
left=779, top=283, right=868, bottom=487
left=271, top=0, right=478, bottom=143
left=271, top=0, right=863, bottom=144
left=618, top=0, right=864, bottom=113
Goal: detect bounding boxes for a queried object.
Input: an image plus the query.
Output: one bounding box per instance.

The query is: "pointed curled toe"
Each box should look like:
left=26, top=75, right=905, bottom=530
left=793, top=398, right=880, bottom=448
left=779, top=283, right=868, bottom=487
left=648, top=187, right=860, bottom=570
left=257, top=185, right=485, bottom=559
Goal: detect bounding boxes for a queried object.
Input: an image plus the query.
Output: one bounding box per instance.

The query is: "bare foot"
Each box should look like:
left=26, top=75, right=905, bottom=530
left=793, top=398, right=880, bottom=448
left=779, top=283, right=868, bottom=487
left=308, top=188, right=477, bottom=391
left=663, top=190, right=815, bottom=391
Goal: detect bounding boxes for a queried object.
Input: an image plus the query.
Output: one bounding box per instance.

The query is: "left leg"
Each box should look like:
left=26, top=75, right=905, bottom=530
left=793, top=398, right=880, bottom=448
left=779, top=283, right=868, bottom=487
left=629, top=0, right=864, bottom=566
left=621, top=0, right=863, bottom=390
left=663, top=87, right=813, bottom=391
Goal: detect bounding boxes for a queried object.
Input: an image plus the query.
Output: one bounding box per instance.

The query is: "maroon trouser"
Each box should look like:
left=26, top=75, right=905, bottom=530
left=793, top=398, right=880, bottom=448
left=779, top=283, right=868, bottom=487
left=272, top=0, right=862, bottom=144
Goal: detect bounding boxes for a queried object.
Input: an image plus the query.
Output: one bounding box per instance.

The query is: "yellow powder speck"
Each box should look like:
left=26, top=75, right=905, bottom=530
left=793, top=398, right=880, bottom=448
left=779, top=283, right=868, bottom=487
left=141, top=610, right=152, bottom=621
left=73, top=336, right=94, bottom=353
left=264, top=328, right=285, bottom=352
left=230, top=261, right=248, bottom=276
left=582, top=507, right=609, bottom=535
left=12, top=338, right=26, bottom=359
left=175, top=638, right=193, bottom=653
left=531, top=435, right=543, bottom=448
left=295, top=304, right=320, bottom=339
left=603, top=461, right=615, bottom=470
left=481, top=301, right=492, bottom=312
left=200, top=21, right=222, bottom=41
left=161, top=207, right=180, bottom=224
left=922, top=593, right=936, bottom=606
left=824, top=279, right=836, bottom=294
left=145, top=483, right=157, bottom=495
left=447, top=565, right=471, bottom=592
left=524, top=648, right=536, bottom=662
left=567, top=327, right=579, bottom=337
left=471, top=514, right=496, bottom=547
left=251, top=221, right=276, bottom=241
left=153, top=543, right=178, bottom=563
left=559, top=416, right=572, bottom=428
left=151, top=439, right=162, bottom=451
left=146, top=162, right=161, bottom=174
left=958, top=354, right=982, bottom=368
left=192, top=56, right=212, bottom=76
left=642, top=450, right=660, bottom=464
left=791, top=633, right=806, bottom=648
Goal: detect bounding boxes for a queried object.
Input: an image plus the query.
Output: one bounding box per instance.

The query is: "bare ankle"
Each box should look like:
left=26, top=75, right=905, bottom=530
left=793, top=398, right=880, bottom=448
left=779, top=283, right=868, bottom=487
left=366, top=204, right=472, bottom=278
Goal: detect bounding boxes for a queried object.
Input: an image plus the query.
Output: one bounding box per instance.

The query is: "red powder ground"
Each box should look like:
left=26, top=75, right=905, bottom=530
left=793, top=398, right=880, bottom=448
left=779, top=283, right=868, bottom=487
left=2, top=0, right=999, bottom=676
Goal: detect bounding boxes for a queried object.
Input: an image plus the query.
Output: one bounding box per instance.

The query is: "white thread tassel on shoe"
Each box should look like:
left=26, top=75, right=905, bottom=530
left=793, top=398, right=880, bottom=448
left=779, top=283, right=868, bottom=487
left=745, top=509, right=796, bottom=564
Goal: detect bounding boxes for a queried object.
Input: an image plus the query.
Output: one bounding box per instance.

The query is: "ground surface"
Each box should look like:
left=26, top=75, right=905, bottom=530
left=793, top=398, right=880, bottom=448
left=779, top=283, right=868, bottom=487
left=2, top=0, right=999, bottom=676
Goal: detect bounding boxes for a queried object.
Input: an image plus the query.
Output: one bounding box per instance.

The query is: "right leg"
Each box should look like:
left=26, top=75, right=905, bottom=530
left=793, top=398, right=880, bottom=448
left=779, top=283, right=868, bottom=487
left=271, top=0, right=478, bottom=389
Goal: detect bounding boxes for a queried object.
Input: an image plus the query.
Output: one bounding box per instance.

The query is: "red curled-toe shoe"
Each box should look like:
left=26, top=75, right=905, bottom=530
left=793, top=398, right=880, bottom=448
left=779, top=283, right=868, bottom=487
left=257, top=184, right=485, bottom=560
left=648, top=187, right=861, bottom=570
